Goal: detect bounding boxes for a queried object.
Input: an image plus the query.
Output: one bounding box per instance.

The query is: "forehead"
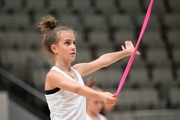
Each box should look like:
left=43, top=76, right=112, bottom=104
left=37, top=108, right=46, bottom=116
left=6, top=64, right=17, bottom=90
left=89, top=98, right=103, bottom=102
left=59, top=31, right=75, bottom=40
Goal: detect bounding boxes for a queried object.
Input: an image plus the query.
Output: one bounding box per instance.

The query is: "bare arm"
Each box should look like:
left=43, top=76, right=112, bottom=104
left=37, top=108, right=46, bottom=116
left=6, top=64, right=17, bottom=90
left=73, top=41, right=140, bottom=76
left=45, top=71, right=117, bottom=106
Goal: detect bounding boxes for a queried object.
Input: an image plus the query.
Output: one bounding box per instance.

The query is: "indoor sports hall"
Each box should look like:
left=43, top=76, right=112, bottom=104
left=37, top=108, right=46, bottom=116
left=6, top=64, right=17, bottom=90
left=0, top=0, right=180, bottom=120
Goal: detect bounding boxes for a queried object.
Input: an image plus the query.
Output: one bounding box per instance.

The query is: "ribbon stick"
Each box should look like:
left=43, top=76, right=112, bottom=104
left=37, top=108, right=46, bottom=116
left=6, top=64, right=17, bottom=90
left=114, top=0, right=154, bottom=97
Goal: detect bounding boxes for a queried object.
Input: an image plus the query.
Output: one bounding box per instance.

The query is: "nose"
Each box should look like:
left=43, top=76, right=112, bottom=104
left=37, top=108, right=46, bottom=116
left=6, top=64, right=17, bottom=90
left=71, top=43, right=76, bottom=50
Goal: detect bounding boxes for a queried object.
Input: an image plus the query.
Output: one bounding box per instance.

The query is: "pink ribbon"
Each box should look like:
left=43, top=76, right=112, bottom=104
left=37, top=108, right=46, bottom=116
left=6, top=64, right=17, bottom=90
left=114, top=0, right=154, bottom=97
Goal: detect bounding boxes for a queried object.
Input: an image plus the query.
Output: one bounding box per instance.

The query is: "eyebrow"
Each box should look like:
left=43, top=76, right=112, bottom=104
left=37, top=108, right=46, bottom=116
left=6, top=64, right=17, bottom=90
left=64, top=39, right=76, bottom=42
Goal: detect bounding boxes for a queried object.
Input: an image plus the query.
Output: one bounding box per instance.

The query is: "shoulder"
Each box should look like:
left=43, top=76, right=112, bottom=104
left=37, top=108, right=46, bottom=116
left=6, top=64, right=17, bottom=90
left=98, top=114, right=107, bottom=120
left=46, top=69, right=59, bottom=79
left=72, top=63, right=84, bottom=75
left=46, top=68, right=69, bottom=83
left=45, top=70, right=58, bottom=88
left=86, top=113, right=92, bottom=120
left=45, top=69, right=64, bottom=89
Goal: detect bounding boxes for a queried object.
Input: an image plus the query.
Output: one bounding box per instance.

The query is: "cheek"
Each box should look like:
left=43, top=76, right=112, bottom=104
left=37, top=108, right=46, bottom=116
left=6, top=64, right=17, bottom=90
left=93, top=102, right=103, bottom=109
left=96, top=102, right=104, bottom=110
left=99, top=104, right=104, bottom=109
left=87, top=101, right=96, bottom=108
left=60, top=47, right=69, bottom=54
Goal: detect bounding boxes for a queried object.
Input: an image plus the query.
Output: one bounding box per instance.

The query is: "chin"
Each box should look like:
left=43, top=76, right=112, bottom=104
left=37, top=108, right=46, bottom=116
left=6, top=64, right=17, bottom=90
left=70, top=59, right=75, bottom=63
left=71, top=58, right=76, bottom=61
left=95, top=109, right=101, bottom=113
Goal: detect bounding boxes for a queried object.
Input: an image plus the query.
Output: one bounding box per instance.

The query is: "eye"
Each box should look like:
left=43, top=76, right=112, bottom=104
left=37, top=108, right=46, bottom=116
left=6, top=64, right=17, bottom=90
left=65, top=41, right=70, bottom=45
left=73, top=41, right=76, bottom=45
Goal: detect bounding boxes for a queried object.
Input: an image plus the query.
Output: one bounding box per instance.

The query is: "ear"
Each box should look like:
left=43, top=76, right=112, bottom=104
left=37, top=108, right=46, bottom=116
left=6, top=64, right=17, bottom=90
left=51, top=44, right=58, bottom=54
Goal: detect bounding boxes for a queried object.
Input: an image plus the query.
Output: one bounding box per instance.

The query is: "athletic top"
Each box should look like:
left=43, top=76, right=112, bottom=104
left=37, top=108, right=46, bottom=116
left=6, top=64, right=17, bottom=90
left=86, top=113, right=106, bottom=120
left=45, top=66, right=86, bottom=120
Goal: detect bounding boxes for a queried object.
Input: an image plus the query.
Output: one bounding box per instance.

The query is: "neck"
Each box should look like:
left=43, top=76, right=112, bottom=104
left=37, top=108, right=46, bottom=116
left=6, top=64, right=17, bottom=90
left=55, top=63, right=77, bottom=80
left=87, top=110, right=99, bottom=119
left=55, top=65, right=71, bottom=72
left=55, top=60, right=71, bottom=72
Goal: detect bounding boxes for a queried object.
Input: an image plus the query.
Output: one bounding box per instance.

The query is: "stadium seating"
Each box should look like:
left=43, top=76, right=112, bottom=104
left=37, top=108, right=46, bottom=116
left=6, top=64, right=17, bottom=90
left=0, top=0, right=180, bottom=118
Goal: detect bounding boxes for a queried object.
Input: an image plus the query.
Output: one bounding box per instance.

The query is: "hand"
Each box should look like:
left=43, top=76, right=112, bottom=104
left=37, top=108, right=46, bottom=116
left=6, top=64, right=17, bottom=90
left=121, top=41, right=140, bottom=55
left=103, top=103, right=114, bottom=112
left=101, top=92, right=117, bottom=108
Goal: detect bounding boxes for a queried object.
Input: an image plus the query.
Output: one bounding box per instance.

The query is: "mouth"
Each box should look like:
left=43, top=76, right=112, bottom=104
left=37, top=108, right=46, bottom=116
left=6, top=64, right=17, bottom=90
left=70, top=53, right=76, bottom=55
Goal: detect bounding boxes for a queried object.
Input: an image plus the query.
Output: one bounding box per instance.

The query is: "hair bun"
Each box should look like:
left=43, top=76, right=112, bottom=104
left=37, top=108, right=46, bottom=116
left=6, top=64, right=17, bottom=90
left=49, top=25, right=56, bottom=30
left=37, top=15, right=57, bottom=32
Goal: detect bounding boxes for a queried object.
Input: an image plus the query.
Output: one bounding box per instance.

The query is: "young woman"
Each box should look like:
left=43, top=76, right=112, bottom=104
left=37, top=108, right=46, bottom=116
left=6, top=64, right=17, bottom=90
left=86, top=77, right=107, bottom=120
left=37, top=15, right=140, bottom=120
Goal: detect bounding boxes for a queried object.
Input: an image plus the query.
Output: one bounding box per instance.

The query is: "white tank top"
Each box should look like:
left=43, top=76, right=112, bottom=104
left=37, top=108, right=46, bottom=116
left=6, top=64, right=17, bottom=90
left=45, top=66, right=86, bottom=120
left=86, top=113, right=106, bottom=120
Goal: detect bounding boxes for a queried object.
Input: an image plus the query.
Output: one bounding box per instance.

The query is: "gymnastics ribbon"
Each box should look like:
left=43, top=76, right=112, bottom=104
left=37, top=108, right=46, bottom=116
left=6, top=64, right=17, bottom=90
left=114, top=0, right=154, bottom=97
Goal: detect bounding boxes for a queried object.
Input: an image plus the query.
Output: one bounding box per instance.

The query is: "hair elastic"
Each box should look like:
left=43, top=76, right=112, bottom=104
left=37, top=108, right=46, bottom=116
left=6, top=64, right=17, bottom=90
left=50, top=25, right=56, bottom=30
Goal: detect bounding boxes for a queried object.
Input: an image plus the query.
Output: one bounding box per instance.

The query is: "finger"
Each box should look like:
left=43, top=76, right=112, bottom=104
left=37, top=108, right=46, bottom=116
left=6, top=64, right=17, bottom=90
left=113, top=94, right=117, bottom=98
left=131, top=41, right=135, bottom=47
left=121, top=45, right=125, bottom=50
left=108, top=97, right=117, bottom=102
left=106, top=103, right=116, bottom=107
left=136, top=51, right=140, bottom=55
left=125, top=41, right=128, bottom=47
left=129, top=41, right=133, bottom=47
left=126, top=41, right=131, bottom=48
left=106, top=100, right=117, bottom=106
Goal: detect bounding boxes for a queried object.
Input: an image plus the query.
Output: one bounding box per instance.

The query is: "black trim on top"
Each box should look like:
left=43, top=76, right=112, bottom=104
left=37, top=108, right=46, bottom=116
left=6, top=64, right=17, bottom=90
left=45, top=87, right=60, bottom=95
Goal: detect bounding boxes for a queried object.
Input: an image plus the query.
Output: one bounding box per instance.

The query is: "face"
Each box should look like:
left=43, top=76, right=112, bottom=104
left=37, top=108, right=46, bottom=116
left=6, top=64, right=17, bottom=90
left=86, top=98, right=104, bottom=115
left=54, top=31, right=76, bottom=62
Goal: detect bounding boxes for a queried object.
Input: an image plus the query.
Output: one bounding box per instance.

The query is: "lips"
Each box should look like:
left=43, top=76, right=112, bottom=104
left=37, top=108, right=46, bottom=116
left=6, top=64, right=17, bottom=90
left=70, top=52, right=76, bottom=56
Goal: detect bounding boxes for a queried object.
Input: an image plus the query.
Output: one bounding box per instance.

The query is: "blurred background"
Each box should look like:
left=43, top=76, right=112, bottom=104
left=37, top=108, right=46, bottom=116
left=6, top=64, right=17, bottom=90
left=0, top=0, right=180, bottom=120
